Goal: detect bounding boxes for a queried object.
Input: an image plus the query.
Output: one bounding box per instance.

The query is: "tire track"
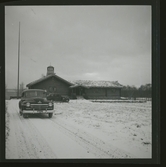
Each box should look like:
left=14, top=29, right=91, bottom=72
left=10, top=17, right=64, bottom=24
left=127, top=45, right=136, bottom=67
left=29, top=116, right=96, bottom=158
left=18, top=115, right=57, bottom=159
left=6, top=100, right=57, bottom=159
left=6, top=100, right=142, bottom=159
left=50, top=116, right=135, bottom=158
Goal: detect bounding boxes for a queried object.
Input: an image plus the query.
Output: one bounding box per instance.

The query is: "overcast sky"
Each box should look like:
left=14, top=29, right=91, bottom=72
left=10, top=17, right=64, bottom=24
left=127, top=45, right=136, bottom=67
left=5, top=5, right=151, bottom=89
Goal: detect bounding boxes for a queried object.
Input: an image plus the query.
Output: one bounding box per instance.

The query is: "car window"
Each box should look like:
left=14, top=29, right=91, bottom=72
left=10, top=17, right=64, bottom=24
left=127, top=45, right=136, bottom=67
left=25, top=91, right=46, bottom=98
left=37, top=91, right=47, bottom=97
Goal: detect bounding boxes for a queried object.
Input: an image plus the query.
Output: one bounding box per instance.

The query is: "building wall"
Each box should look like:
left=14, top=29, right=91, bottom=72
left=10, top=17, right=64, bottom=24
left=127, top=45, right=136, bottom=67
left=29, top=76, right=70, bottom=95
left=5, top=89, right=25, bottom=100
left=107, top=88, right=121, bottom=98
left=5, top=89, right=17, bottom=100
left=84, top=87, right=121, bottom=99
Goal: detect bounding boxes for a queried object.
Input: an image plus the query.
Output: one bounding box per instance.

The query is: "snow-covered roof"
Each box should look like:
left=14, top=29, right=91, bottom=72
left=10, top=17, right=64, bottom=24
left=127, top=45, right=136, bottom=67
left=26, top=73, right=123, bottom=89
left=69, top=80, right=123, bottom=88
left=26, top=74, right=73, bottom=87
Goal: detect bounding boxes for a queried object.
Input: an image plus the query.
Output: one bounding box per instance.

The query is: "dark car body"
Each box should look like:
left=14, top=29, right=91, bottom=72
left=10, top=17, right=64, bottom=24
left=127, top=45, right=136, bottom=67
left=19, top=89, right=54, bottom=118
left=47, top=93, right=69, bottom=102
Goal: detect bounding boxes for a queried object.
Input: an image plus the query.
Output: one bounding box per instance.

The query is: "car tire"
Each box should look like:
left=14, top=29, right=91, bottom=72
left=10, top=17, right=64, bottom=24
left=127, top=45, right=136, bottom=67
left=19, top=101, right=22, bottom=109
left=23, top=113, right=28, bottom=118
left=48, top=113, right=53, bottom=118
left=19, top=108, right=23, bottom=116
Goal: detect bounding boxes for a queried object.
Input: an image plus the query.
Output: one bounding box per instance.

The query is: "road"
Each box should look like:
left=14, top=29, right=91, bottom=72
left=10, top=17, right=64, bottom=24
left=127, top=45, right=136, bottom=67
left=5, top=100, right=142, bottom=159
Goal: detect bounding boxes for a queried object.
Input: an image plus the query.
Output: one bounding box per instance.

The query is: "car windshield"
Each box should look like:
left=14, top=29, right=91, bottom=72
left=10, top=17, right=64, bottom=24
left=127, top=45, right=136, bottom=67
left=24, top=91, right=46, bottom=98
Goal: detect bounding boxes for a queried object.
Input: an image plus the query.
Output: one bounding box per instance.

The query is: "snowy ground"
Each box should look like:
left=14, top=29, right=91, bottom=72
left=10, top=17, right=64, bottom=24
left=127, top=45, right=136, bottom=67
left=5, top=99, right=152, bottom=159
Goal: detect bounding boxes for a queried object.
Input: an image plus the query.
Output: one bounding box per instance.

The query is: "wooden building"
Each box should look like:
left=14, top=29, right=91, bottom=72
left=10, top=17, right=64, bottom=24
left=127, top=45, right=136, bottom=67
left=26, top=66, right=123, bottom=99
left=26, top=66, right=73, bottom=96
left=69, top=80, right=123, bottom=99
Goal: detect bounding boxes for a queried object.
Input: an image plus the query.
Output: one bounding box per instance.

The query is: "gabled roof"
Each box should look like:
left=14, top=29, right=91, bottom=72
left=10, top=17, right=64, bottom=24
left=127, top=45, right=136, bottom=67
left=26, top=74, right=73, bottom=87
left=69, top=80, right=123, bottom=88
left=22, top=89, right=46, bottom=93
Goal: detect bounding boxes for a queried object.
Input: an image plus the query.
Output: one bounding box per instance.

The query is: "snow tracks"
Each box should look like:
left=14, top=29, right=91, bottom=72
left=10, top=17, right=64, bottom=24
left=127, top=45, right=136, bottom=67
left=51, top=117, right=135, bottom=158
left=6, top=100, right=137, bottom=159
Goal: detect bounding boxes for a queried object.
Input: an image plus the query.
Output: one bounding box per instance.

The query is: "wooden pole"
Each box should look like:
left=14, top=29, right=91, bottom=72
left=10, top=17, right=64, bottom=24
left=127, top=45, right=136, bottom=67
left=17, top=22, right=20, bottom=98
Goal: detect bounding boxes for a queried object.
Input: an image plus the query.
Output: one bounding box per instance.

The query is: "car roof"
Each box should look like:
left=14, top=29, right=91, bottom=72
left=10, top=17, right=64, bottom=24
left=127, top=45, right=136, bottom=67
left=22, top=89, right=46, bottom=93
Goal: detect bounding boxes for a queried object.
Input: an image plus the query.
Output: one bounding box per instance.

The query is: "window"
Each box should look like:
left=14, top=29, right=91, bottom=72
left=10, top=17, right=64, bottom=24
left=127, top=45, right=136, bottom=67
left=25, top=91, right=46, bottom=98
left=49, top=86, right=56, bottom=92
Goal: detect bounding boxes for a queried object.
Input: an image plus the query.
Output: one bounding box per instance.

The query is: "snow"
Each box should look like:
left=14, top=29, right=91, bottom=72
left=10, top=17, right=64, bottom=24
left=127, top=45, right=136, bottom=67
left=5, top=99, right=152, bottom=159
left=69, top=80, right=123, bottom=88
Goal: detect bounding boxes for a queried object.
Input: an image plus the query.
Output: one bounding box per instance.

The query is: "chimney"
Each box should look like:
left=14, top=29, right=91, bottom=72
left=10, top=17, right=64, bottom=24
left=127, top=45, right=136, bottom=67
left=46, top=66, right=55, bottom=76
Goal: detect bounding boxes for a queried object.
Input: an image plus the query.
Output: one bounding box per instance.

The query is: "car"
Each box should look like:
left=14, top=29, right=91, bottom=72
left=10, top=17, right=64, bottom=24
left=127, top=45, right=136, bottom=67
left=19, top=89, right=54, bottom=118
left=47, top=93, right=69, bottom=102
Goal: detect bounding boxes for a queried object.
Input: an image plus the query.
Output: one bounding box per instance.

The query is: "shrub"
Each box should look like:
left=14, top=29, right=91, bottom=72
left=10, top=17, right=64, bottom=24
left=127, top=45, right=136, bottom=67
left=70, top=93, right=77, bottom=99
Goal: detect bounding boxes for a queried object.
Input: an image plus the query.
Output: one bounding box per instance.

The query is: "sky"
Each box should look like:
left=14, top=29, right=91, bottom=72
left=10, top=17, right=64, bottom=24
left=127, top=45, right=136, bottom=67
left=5, top=5, right=151, bottom=89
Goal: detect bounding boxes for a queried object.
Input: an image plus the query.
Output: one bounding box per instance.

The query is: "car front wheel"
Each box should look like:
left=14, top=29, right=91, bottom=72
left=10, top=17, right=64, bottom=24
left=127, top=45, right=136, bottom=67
left=19, top=108, right=23, bottom=116
left=23, top=113, right=28, bottom=118
left=48, top=113, right=53, bottom=118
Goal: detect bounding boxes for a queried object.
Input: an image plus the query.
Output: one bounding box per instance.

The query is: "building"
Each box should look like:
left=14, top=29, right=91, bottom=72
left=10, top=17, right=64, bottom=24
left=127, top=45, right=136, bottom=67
left=5, top=89, right=19, bottom=100
left=26, top=66, right=72, bottom=96
left=69, top=80, right=123, bottom=99
left=26, top=66, right=123, bottom=99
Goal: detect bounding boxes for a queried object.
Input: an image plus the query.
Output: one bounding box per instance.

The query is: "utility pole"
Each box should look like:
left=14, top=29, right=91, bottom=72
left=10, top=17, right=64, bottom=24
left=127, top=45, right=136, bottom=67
left=17, top=22, right=20, bottom=98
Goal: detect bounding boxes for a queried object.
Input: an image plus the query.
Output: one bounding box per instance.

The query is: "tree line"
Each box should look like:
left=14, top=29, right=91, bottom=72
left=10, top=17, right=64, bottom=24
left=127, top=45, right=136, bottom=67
left=121, top=83, right=152, bottom=99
